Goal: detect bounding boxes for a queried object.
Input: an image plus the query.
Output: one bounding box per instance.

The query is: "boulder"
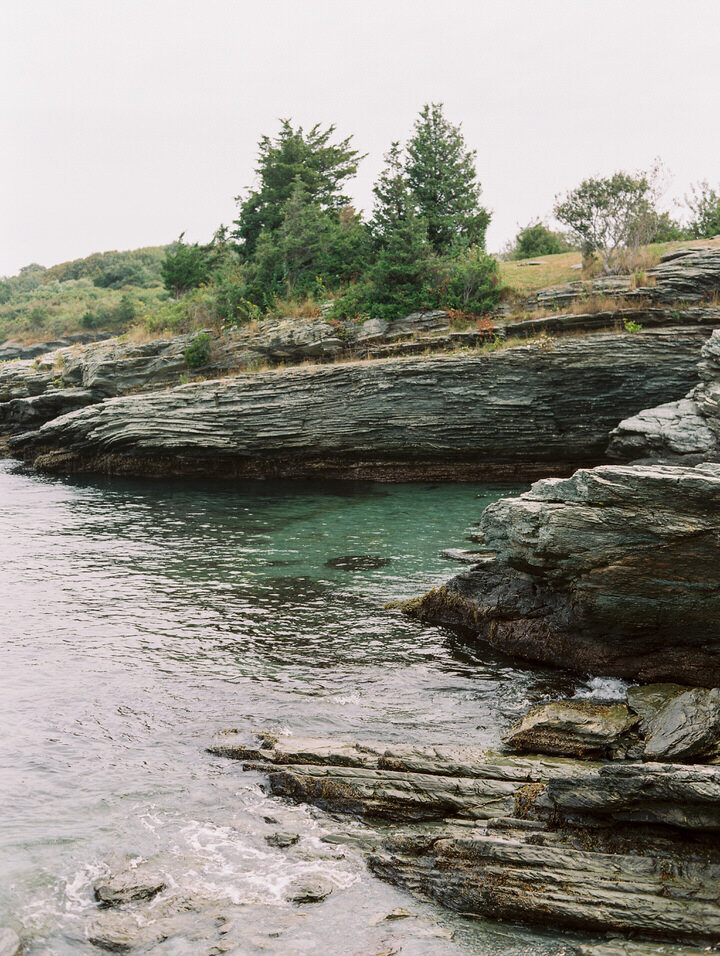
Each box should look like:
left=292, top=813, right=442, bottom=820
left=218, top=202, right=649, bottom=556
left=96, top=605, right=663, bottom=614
left=286, top=876, right=333, bottom=904
left=643, top=687, right=720, bottom=762
left=94, top=865, right=166, bottom=905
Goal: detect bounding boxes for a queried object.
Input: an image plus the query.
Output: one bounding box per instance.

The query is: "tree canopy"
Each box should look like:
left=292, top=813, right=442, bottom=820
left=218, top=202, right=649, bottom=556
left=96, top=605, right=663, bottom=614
left=232, top=121, right=364, bottom=259
left=405, top=103, right=490, bottom=254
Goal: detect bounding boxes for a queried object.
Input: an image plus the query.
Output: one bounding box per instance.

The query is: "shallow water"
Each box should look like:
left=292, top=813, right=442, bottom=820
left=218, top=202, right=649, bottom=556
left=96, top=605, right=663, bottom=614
left=0, top=459, right=590, bottom=954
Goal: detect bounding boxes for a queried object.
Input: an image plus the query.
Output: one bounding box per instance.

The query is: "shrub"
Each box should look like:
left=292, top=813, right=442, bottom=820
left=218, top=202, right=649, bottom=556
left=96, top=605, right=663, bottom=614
left=437, top=248, right=501, bottom=314
left=622, top=318, right=642, bottom=333
left=184, top=332, right=212, bottom=368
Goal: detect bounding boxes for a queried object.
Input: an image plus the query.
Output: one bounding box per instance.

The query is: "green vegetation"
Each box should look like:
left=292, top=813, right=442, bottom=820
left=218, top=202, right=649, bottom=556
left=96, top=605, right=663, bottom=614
left=508, top=222, right=574, bottom=260
left=553, top=166, right=684, bottom=274
left=0, top=248, right=168, bottom=342
left=183, top=332, right=212, bottom=369
left=3, top=114, right=720, bottom=347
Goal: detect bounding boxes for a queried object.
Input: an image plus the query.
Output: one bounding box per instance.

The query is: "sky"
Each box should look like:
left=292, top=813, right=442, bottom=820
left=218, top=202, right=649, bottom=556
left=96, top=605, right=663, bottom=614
left=2, top=0, right=720, bottom=276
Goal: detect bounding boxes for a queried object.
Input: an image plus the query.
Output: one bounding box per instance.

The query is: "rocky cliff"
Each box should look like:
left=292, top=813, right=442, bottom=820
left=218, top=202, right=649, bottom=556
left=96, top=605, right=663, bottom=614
left=9, top=329, right=707, bottom=479
left=609, top=328, right=720, bottom=463
left=407, top=462, right=720, bottom=685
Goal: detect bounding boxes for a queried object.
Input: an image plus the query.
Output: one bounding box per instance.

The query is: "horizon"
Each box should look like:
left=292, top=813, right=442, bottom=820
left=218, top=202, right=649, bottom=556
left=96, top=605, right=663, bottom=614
left=2, top=0, right=720, bottom=277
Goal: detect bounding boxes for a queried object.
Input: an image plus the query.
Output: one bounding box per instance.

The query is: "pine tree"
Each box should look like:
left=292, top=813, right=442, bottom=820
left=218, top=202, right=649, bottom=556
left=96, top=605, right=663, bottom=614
left=405, top=103, right=490, bottom=254
left=232, top=121, right=364, bottom=260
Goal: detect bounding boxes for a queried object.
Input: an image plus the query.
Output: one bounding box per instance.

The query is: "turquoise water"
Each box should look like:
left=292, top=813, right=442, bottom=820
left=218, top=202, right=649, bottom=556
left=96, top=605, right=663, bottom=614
left=0, top=460, right=583, bottom=954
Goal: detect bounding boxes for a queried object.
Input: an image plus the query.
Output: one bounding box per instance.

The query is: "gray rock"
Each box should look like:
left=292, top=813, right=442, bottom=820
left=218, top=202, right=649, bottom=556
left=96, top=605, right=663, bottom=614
left=0, top=928, right=21, bottom=956
left=215, top=729, right=720, bottom=943
left=94, top=866, right=166, bottom=905
left=503, top=700, right=638, bottom=758
left=9, top=332, right=706, bottom=480
left=286, top=876, right=333, bottom=904
left=576, top=941, right=710, bottom=955
left=0, top=388, right=99, bottom=432
left=264, top=831, right=300, bottom=848
left=406, top=462, right=720, bottom=686
left=643, top=687, right=720, bottom=762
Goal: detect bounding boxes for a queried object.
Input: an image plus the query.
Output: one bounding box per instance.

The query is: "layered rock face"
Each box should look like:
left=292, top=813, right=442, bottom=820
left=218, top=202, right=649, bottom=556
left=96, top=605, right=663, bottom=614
left=609, top=328, right=720, bottom=462
left=407, top=462, right=720, bottom=685
left=9, top=330, right=707, bottom=478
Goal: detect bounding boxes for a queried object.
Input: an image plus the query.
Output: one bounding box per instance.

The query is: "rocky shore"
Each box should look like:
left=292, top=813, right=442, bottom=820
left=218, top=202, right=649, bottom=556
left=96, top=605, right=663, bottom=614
left=209, top=682, right=720, bottom=948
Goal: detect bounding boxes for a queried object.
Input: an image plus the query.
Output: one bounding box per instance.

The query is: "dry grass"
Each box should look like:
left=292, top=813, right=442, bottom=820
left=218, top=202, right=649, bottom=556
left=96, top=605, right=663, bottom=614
left=264, top=296, right=323, bottom=319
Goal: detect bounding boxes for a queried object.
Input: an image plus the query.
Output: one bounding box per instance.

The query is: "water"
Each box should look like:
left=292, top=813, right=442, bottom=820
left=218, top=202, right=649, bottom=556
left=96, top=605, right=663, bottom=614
left=0, top=459, right=586, bottom=954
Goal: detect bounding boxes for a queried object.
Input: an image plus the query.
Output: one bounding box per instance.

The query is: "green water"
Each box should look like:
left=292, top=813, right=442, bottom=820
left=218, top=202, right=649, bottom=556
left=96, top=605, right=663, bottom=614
left=0, top=461, right=587, bottom=954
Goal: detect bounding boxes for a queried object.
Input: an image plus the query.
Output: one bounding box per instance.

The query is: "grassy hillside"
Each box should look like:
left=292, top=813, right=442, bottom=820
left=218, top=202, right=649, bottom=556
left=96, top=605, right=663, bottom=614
left=0, top=247, right=169, bottom=343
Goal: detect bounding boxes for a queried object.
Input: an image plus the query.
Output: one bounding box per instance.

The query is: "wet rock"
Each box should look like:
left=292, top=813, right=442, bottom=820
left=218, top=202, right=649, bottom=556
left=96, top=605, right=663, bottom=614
left=325, top=555, right=390, bottom=571
left=86, top=911, right=151, bottom=952
left=10, top=332, right=705, bottom=480
left=224, top=730, right=720, bottom=943
left=0, top=928, right=21, bottom=956
left=503, top=700, right=638, bottom=758
left=0, top=388, right=99, bottom=432
left=575, top=941, right=710, bottom=955
left=286, top=876, right=333, bottom=904
left=440, top=548, right=485, bottom=564
left=643, top=687, right=720, bottom=762
left=626, top=683, right=688, bottom=729
left=93, top=865, right=166, bottom=905
left=264, top=831, right=299, bottom=848
left=380, top=908, right=417, bottom=921
left=406, top=462, right=720, bottom=686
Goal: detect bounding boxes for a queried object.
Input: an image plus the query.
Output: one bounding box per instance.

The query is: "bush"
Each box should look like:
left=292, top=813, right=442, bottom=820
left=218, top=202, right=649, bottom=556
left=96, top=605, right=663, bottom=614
left=183, top=332, right=212, bottom=369
left=510, top=222, right=572, bottom=259
left=437, top=248, right=501, bottom=314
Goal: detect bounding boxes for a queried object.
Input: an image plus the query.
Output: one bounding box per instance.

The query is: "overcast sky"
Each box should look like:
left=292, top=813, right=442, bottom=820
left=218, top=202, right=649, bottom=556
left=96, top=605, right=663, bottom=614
left=2, top=0, right=719, bottom=276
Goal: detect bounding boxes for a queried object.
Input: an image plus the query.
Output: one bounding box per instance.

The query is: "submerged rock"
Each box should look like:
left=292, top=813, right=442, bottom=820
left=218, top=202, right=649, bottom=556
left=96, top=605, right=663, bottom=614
left=405, top=462, right=720, bottom=686
left=325, top=555, right=390, bottom=571
left=265, top=831, right=300, bottom=848
left=503, top=700, right=638, bottom=758
left=0, top=928, right=21, bottom=956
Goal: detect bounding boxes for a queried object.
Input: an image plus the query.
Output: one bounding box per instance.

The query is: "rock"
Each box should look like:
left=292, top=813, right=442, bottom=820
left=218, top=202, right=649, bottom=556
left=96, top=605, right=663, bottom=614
left=643, top=687, right=720, bottom=762
left=286, top=876, right=333, bottom=904
left=265, top=831, right=299, bottom=848
left=381, top=908, right=417, bottom=921
left=93, top=865, right=166, bottom=905
left=214, top=729, right=720, bottom=943
left=626, top=683, right=688, bottom=729
left=610, top=329, right=720, bottom=463
left=440, top=548, right=485, bottom=564
left=0, top=928, right=21, bottom=956
left=324, top=555, right=390, bottom=571
left=0, top=388, right=99, bottom=432
left=405, top=462, right=720, bottom=686
left=575, top=942, right=709, bottom=955
left=9, top=331, right=707, bottom=480
left=503, top=700, right=638, bottom=758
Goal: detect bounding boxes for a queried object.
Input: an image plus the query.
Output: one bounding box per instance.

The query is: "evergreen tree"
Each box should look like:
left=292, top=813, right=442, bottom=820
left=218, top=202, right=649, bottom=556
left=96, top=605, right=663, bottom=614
left=232, top=121, right=364, bottom=259
left=368, top=142, right=410, bottom=247
left=160, top=234, right=211, bottom=298
left=405, top=103, right=490, bottom=254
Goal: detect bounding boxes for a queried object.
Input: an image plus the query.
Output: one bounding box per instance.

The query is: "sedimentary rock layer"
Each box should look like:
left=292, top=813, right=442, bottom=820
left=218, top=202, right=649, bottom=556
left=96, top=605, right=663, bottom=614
left=9, top=329, right=707, bottom=479
left=211, top=730, right=720, bottom=944
left=407, top=462, right=720, bottom=685
left=610, top=328, right=720, bottom=462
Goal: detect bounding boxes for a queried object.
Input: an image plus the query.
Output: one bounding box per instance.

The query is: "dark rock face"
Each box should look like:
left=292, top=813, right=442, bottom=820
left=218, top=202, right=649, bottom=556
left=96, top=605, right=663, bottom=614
left=406, top=463, right=720, bottom=686
left=212, top=729, right=720, bottom=944
left=0, top=388, right=99, bottom=431
left=610, top=329, right=720, bottom=462
left=9, top=331, right=707, bottom=479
